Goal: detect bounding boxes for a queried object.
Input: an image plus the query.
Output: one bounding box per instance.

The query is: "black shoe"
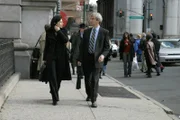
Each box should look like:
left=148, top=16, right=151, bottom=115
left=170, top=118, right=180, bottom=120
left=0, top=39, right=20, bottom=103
left=124, top=75, right=128, bottom=78
left=102, top=72, right=105, bottom=76
left=147, top=75, right=152, bottom=78
left=80, top=76, right=83, bottom=79
left=52, top=100, right=57, bottom=106
left=128, top=74, right=131, bottom=77
left=91, top=102, right=97, bottom=108
left=99, top=76, right=102, bottom=79
left=86, top=97, right=91, bottom=101
left=157, top=73, right=160, bottom=76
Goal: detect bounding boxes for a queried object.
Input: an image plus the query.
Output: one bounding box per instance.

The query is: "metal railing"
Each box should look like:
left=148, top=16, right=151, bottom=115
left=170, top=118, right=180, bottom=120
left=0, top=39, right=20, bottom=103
left=0, top=39, right=15, bottom=84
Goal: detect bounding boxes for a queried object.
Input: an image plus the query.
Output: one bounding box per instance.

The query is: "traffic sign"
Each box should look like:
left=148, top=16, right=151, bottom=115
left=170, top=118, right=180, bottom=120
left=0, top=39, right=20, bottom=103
left=129, top=16, right=144, bottom=19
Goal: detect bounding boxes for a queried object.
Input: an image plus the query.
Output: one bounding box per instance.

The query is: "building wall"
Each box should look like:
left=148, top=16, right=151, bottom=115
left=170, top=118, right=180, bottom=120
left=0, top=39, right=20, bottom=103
left=97, top=0, right=114, bottom=38
left=113, top=0, right=143, bottom=38
left=0, top=0, right=21, bottom=39
left=148, top=0, right=163, bottom=37
left=22, top=8, right=53, bottom=47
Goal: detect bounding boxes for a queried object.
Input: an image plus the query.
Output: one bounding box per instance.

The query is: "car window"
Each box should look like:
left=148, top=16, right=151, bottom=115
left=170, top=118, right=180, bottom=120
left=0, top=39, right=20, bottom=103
left=160, top=41, right=180, bottom=48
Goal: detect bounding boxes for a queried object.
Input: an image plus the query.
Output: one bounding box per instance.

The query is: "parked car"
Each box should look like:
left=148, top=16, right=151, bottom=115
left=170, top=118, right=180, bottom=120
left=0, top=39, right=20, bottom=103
left=158, top=39, right=180, bottom=64
left=110, top=38, right=121, bottom=58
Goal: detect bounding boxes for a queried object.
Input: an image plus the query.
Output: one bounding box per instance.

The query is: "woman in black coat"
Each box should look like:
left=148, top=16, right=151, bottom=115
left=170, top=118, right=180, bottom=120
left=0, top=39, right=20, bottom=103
left=43, top=15, right=72, bottom=105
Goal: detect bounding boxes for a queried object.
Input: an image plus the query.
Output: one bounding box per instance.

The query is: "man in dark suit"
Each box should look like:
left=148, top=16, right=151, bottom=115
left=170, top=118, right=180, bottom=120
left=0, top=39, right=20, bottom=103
left=78, top=12, right=110, bottom=108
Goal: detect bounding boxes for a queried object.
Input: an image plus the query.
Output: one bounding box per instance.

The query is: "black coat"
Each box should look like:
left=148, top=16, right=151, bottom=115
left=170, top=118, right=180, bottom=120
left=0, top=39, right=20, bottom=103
left=43, top=28, right=71, bottom=81
left=70, top=32, right=82, bottom=65
left=119, top=39, right=135, bottom=61
left=79, top=27, right=110, bottom=70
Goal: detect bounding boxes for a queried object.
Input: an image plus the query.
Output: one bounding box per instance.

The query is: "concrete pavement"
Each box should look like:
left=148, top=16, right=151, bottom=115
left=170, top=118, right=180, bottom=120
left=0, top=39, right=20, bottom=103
left=0, top=75, right=179, bottom=120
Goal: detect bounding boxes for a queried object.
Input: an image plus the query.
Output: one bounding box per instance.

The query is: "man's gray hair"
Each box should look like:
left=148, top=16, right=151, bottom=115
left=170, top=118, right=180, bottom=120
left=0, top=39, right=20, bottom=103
left=91, top=12, right=103, bottom=23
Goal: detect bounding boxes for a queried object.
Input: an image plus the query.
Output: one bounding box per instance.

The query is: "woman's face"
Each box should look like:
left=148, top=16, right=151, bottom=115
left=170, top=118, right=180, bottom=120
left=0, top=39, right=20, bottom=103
left=125, top=33, right=128, bottom=38
left=56, top=19, right=63, bottom=28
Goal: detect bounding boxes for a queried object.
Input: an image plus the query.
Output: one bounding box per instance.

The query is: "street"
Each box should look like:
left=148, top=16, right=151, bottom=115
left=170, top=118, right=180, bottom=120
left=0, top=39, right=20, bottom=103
left=106, top=57, right=180, bottom=116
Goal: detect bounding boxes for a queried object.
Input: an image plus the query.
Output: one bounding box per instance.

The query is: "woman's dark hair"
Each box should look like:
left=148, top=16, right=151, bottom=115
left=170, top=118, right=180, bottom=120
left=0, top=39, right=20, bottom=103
left=50, top=15, right=62, bottom=29
left=122, top=32, right=130, bottom=40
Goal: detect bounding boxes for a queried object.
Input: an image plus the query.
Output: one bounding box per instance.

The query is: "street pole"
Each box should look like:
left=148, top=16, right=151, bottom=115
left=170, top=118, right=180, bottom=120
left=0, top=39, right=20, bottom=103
left=162, top=0, right=166, bottom=38
left=56, top=0, right=61, bottom=15
left=83, top=1, right=86, bottom=24
left=146, top=0, right=152, bottom=32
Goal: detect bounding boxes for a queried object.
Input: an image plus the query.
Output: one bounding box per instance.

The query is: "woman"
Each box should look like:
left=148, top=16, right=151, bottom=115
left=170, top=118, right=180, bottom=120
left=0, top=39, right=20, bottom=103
left=43, top=15, right=71, bottom=105
left=144, top=33, right=160, bottom=78
left=120, top=32, right=135, bottom=77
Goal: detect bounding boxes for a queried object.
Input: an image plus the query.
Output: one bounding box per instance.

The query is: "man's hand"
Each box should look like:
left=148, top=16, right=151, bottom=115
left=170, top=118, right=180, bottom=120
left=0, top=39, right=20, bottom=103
left=98, top=55, right=104, bottom=63
left=77, top=61, right=82, bottom=66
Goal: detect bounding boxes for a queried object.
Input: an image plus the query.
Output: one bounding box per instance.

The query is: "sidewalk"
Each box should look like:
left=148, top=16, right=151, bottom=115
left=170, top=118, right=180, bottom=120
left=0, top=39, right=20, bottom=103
left=0, top=75, right=178, bottom=120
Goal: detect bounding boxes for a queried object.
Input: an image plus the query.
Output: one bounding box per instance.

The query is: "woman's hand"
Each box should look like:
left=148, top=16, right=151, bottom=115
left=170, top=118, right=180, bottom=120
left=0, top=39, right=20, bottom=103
left=54, top=25, right=60, bottom=31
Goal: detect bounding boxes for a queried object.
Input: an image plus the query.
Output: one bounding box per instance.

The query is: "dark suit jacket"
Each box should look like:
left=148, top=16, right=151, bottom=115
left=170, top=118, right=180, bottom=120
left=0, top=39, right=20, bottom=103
left=79, top=27, right=110, bottom=69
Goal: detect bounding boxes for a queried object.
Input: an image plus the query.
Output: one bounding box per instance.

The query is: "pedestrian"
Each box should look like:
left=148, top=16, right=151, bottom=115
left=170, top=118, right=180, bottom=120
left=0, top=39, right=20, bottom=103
left=72, top=23, right=87, bottom=89
left=130, top=33, right=135, bottom=43
left=151, top=32, right=162, bottom=74
left=43, top=15, right=72, bottom=105
left=77, top=12, right=110, bottom=108
left=139, top=33, right=147, bottom=72
left=69, top=32, right=77, bottom=75
left=134, top=34, right=142, bottom=62
left=100, top=40, right=112, bottom=77
left=37, top=24, right=50, bottom=72
left=119, top=32, right=135, bottom=77
left=144, top=33, right=160, bottom=78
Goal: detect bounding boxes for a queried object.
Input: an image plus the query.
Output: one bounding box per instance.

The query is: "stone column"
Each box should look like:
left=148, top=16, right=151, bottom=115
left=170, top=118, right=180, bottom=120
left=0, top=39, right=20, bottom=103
left=164, top=0, right=179, bottom=38
left=0, top=0, right=21, bottom=39
left=22, top=0, right=57, bottom=47
left=128, top=0, right=143, bottom=34
left=15, top=0, right=57, bottom=79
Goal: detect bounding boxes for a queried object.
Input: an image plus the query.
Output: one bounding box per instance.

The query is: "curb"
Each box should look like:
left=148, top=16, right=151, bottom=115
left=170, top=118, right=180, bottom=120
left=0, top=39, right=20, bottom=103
left=106, top=74, right=179, bottom=119
left=0, top=73, right=20, bottom=109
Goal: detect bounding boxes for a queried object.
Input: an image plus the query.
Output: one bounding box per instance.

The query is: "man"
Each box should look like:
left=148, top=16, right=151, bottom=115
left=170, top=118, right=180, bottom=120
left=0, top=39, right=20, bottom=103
left=78, top=12, right=110, bottom=108
left=151, top=32, right=161, bottom=75
left=70, top=23, right=86, bottom=75
left=139, top=33, right=147, bottom=72
left=70, top=23, right=86, bottom=89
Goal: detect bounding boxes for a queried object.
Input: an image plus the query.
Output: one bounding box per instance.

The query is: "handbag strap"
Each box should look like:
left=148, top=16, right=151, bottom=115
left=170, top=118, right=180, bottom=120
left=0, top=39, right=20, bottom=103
left=34, top=34, right=42, bottom=48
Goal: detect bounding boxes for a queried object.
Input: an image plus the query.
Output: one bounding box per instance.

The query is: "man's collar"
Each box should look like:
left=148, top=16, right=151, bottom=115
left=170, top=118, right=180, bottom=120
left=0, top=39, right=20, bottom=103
left=93, top=25, right=100, bottom=30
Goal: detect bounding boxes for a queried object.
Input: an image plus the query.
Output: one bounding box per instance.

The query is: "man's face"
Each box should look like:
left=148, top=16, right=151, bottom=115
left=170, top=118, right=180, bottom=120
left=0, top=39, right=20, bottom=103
left=80, top=28, right=85, bottom=33
left=89, top=15, right=99, bottom=27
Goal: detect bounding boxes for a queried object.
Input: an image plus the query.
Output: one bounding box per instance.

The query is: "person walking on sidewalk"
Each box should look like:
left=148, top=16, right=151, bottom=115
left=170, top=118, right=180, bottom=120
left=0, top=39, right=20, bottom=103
left=70, top=23, right=86, bottom=76
left=151, top=32, right=164, bottom=73
left=119, top=32, right=135, bottom=77
left=43, top=15, right=72, bottom=105
left=78, top=12, right=110, bottom=108
left=139, top=33, right=147, bottom=73
left=37, top=24, right=50, bottom=72
left=144, top=33, right=160, bottom=78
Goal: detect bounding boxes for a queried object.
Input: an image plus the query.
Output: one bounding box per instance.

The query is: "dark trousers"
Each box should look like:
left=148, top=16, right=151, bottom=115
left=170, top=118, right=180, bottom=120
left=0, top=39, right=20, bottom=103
left=123, top=52, right=132, bottom=76
left=84, top=53, right=100, bottom=103
left=47, top=60, right=62, bottom=102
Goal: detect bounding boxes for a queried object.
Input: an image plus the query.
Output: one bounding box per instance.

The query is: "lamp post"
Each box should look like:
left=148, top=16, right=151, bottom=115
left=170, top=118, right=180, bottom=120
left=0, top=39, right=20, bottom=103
left=56, top=0, right=61, bottom=15
left=162, top=0, right=166, bottom=38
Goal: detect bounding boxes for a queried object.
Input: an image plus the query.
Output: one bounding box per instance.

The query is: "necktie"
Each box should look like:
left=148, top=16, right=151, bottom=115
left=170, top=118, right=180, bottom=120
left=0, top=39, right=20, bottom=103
left=89, top=28, right=96, bottom=53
